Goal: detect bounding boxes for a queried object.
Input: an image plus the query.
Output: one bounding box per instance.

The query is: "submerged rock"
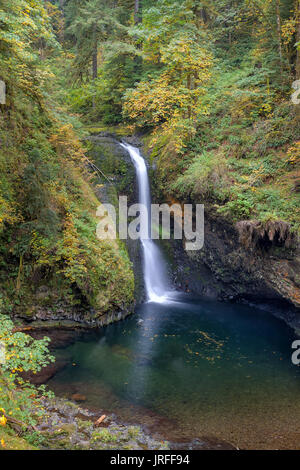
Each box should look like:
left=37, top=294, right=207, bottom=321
left=71, top=393, right=87, bottom=403
left=35, top=397, right=169, bottom=450
left=21, top=359, right=68, bottom=385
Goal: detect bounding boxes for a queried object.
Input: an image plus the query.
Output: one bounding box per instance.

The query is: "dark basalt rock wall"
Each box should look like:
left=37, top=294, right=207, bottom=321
left=138, top=142, right=300, bottom=321
left=89, top=134, right=300, bottom=325
left=163, top=206, right=300, bottom=322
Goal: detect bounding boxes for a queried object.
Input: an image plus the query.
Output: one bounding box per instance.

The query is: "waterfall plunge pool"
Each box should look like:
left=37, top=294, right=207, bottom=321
left=48, top=297, right=300, bottom=450
left=48, top=143, right=300, bottom=449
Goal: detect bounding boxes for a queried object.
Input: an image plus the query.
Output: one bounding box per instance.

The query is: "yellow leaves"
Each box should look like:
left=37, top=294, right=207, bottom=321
left=124, top=34, right=212, bottom=157
left=0, top=415, right=7, bottom=427
left=0, top=438, right=5, bottom=448
left=0, top=193, right=18, bottom=228
left=286, top=142, right=300, bottom=165
left=281, top=18, right=297, bottom=45
left=49, top=124, right=86, bottom=163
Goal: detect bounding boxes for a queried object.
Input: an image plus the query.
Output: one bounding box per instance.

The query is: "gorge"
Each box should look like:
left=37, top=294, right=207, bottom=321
left=48, top=140, right=300, bottom=450
left=1, top=0, right=300, bottom=452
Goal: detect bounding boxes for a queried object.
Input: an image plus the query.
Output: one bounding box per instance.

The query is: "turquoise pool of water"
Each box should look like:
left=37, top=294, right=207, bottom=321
left=49, top=297, right=300, bottom=449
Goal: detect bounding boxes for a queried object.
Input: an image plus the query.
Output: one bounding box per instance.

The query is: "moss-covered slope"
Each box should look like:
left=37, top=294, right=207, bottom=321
left=0, top=108, right=134, bottom=322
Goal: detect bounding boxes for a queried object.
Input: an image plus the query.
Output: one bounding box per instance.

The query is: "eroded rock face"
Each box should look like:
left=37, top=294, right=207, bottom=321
left=14, top=305, right=133, bottom=329
left=62, top=135, right=300, bottom=323
left=12, top=133, right=141, bottom=329
left=236, top=220, right=297, bottom=250
left=95, top=135, right=300, bottom=318
left=21, top=359, right=69, bottom=385
left=87, top=132, right=138, bottom=205
left=167, top=207, right=300, bottom=315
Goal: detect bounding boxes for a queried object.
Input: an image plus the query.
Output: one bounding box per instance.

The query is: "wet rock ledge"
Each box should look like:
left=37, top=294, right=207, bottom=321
left=34, top=397, right=168, bottom=450
left=31, top=396, right=236, bottom=450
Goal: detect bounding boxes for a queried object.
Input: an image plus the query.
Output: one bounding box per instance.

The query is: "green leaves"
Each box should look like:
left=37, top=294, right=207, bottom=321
left=0, top=314, right=55, bottom=427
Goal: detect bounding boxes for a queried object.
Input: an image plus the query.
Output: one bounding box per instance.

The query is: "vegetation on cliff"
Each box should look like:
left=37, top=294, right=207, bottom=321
left=63, top=0, right=299, bottom=232
left=0, top=0, right=135, bottom=448
left=0, top=0, right=134, bottom=319
left=0, top=0, right=300, bottom=450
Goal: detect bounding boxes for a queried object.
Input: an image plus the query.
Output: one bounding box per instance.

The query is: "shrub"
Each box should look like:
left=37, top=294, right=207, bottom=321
left=171, top=151, right=230, bottom=202
left=0, top=314, right=54, bottom=429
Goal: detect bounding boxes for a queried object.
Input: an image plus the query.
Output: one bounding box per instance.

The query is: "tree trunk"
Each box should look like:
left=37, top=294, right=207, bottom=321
left=92, top=23, right=98, bottom=109
left=92, top=46, right=97, bottom=109
left=59, top=0, right=65, bottom=42
left=134, top=0, right=141, bottom=25
left=187, top=73, right=192, bottom=120
left=92, top=49, right=98, bottom=80
left=296, top=0, right=300, bottom=79
left=276, top=0, right=283, bottom=71
left=92, top=23, right=98, bottom=80
left=194, top=5, right=207, bottom=29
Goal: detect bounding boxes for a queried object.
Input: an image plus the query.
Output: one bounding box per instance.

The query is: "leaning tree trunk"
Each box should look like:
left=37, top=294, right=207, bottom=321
left=59, top=0, right=65, bottom=42
left=92, top=47, right=97, bottom=108
left=133, top=0, right=143, bottom=74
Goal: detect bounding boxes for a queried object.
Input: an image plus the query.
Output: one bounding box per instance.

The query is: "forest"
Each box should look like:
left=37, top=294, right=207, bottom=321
left=0, top=0, right=300, bottom=452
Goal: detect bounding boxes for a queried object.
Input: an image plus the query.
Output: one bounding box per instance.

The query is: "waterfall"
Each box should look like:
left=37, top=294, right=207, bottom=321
left=121, top=143, right=174, bottom=303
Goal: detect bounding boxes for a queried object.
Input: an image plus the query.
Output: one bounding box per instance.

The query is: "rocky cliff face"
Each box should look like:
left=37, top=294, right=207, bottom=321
left=137, top=140, right=300, bottom=323
left=11, top=133, right=138, bottom=330
left=163, top=206, right=300, bottom=323
left=90, top=134, right=300, bottom=325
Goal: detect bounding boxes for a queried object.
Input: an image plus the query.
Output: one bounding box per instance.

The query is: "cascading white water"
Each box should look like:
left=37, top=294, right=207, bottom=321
left=121, top=143, right=173, bottom=303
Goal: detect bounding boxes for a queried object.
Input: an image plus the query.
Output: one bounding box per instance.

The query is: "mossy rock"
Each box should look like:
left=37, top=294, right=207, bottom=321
left=92, top=429, right=120, bottom=444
